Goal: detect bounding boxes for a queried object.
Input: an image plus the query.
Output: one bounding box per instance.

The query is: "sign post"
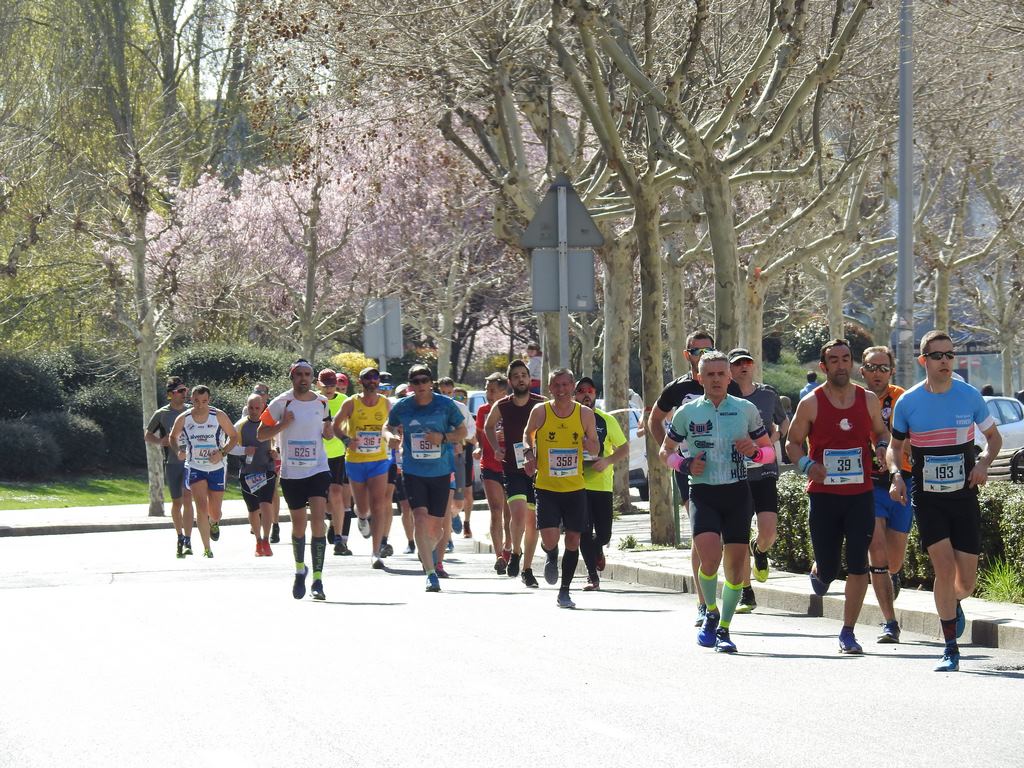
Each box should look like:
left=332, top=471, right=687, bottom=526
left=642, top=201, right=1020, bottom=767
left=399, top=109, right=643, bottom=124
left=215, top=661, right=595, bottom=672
left=363, top=297, right=403, bottom=373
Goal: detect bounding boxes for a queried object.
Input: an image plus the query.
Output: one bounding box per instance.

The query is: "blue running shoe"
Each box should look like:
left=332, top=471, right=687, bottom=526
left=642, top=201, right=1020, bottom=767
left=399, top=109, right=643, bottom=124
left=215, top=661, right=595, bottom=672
left=714, top=627, right=737, bottom=654
left=292, top=566, right=308, bottom=600
left=425, top=573, right=441, bottom=593
left=809, top=570, right=829, bottom=596
left=697, top=610, right=720, bottom=647
left=877, top=620, right=901, bottom=644
left=451, top=514, right=463, bottom=535
left=446, top=539, right=454, bottom=553
left=311, top=579, right=325, bottom=601
left=955, top=601, right=966, bottom=638
left=544, top=552, right=559, bottom=585
left=556, top=590, right=576, bottom=609
left=935, top=646, right=960, bottom=672
left=838, top=627, right=863, bottom=654
left=694, top=603, right=707, bottom=627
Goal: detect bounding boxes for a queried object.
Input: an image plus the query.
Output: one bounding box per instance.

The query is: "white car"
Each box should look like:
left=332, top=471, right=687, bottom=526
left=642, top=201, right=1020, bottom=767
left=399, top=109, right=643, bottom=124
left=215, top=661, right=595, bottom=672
left=975, top=396, right=1024, bottom=454
left=597, top=400, right=649, bottom=501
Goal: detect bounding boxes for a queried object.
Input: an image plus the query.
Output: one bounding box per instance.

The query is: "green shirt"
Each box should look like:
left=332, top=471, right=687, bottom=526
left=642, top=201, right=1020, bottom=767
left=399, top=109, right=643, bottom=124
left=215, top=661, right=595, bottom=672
left=323, top=393, right=348, bottom=459
left=583, top=408, right=628, bottom=493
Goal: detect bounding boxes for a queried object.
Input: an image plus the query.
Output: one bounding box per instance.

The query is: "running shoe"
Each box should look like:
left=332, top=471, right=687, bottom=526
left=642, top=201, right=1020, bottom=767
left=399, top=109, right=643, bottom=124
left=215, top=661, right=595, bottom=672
left=435, top=562, right=449, bottom=578
left=203, top=549, right=214, bottom=558
left=891, top=571, right=902, bottom=600
left=371, top=556, right=384, bottom=570
left=507, top=552, right=521, bottom=579
left=955, top=601, right=966, bottom=639
left=404, top=542, right=416, bottom=555
left=270, top=523, right=280, bottom=544
left=877, top=620, right=901, bottom=644
left=838, top=627, right=863, bottom=654
left=334, top=541, right=352, bottom=556
left=380, top=542, right=394, bottom=558
left=521, top=569, right=539, bottom=588
left=176, top=538, right=184, bottom=559
left=255, top=541, right=264, bottom=557
left=357, top=516, right=371, bottom=538
left=494, top=557, right=507, bottom=575
left=311, top=579, right=325, bottom=601
left=809, top=569, right=829, bottom=597
left=556, top=590, right=576, bottom=609
left=327, top=527, right=336, bottom=545
left=750, top=539, right=770, bottom=582
left=463, top=522, right=472, bottom=538
left=263, top=540, right=273, bottom=557
left=935, top=646, right=960, bottom=672
left=183, top=538, right=193, bottom=555
left=293, top=566, right=308, bottom=600
left=697, top=610, right=721, bottom=648
left=544, top=552, right=559, bottom=585
left=445, top=539, right=454, bottom=553
left=425, top=573, right=441, bottom=592
left=210, top=521, right=220, bottom=542
left=451, top=514, right=463, bottom=534
left=694, top=603, right=707, bottom=627
left=714, top=627, right=737, bottom=654
left=736, top=585, right=756, bottom=614
left=583, top=576, right=600, bottom=592
left=501, top=548, right=512, bottom=565
left=596, top=551, right=606, bottom=572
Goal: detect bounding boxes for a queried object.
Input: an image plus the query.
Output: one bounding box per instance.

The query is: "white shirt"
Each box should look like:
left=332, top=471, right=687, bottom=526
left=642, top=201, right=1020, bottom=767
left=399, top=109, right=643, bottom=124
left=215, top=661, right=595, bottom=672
left=264, top=391, right=330, bottom=480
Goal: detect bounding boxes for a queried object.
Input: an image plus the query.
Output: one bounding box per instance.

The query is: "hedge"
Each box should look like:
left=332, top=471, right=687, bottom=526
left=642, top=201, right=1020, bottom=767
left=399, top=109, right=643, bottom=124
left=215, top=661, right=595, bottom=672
left=0, top=353, right=63, bottom=418
left=26, top=412, right=106, bottom=473
left=789, top=321, right=874, bottom=364
left=162, top=343, right=295, bottom=387
left=68, top=384, right=146, bottom=467
left=774, top=471, right=1024, bottom=591
left=0, top=420, right=61, bottom=479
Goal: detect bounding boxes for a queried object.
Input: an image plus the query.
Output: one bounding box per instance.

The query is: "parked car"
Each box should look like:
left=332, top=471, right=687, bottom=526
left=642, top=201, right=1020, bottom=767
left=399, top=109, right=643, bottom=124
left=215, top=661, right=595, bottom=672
left=976, top=396, right=1024, bottom=454
left=467, top=390, right=487, bottom=498
left=597, top=400, right=649, bottom=501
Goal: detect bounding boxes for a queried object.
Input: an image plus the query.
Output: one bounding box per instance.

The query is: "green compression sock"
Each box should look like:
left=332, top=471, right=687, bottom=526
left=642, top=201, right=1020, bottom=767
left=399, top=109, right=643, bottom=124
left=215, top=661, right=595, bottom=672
left=699, top=570, right=719, bottom=612
left=720, top=580, right=743, bottom=628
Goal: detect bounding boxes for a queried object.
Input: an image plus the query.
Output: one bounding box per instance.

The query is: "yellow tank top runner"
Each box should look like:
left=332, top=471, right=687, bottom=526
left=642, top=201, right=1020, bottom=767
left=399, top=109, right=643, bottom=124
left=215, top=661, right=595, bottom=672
left=535, top=401, right=585, bottom=493
left=347, top=396, right=389, bottom=463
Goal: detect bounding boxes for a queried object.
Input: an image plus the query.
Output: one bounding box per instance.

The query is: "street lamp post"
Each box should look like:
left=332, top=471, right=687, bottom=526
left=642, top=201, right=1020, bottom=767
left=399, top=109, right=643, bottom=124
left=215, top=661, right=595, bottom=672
left=896, top=0, right=916, bottom=386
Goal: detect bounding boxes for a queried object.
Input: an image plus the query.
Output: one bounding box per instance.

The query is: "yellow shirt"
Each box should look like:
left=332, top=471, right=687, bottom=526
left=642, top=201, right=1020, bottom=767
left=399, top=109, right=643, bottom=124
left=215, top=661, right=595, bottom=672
left=535, top=401, right=585, bottom=493
left=324, top=393, right=348, bottom=459
left=346, top=396, right=389, bottom=463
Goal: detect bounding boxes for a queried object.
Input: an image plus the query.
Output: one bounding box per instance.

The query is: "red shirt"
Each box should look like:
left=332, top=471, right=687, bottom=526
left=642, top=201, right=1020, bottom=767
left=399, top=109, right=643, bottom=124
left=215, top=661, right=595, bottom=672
left=476, top=402, right=503, bottom=473
left=807, top=386, right=874, bottom=495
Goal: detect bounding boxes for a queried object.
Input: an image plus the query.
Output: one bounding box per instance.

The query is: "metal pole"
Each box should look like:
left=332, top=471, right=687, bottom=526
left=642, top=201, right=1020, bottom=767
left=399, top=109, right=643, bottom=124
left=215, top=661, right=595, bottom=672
left=896, top=0, right=915, bottom=387
left=557, top=185, right=570, bottom=368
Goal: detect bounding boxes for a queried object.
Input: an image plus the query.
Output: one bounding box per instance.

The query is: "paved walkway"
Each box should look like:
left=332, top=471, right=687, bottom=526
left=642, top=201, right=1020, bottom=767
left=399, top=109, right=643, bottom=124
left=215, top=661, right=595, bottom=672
left=3, top=499, right=1023, bottom=650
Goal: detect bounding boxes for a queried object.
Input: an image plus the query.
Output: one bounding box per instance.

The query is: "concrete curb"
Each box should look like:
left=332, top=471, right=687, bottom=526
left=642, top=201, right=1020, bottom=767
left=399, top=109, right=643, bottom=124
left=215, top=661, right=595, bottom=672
left=0, top=513, right=278, bottom=538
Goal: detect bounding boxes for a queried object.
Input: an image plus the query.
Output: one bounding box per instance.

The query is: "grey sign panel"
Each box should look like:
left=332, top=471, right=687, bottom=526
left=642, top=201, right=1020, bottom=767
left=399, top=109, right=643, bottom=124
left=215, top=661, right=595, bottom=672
left=520, top=173, right=605, bottom=249
left=531, top=248, right=597, bottom=312
left=363, top=297, right=403, bottom=360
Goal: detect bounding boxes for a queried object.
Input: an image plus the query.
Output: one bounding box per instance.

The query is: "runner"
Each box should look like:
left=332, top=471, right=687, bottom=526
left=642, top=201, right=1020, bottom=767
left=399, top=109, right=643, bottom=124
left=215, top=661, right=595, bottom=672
left=438, top=377, right=475, bottom=553
left=168, top=385, right=238, bottom=558
left=257, top=360, right=335, bottom=601
left=476, top=372, right=512, bottom=574
left=573, top=377, right=629, bottom=591
left=727, top=347, right=789, bottom=613
left=253, top=382, right=282, bottom=544
left=334, top=366, right=393, bottom=569
left=523, top=368, right=599, bottom=608
left=860, top=345, right=914, bottom=643
left=659, top=351, right=775, bottom=652
left=888, top=331, right=1002, bottom=672
left=317, top=369, right=355, bottom=553
left=231, top=394, right=278, bottom=556
left=647, top=330, right=740, bottom=625
left=144, top=376, right=194, bottom=558
left=484, top=360, right=545, bottom=587
left=383, top=364, right=467, bottom=592
left=785, top=339, right=891, bottom=654
left=453, top=386, right=476, bottom=538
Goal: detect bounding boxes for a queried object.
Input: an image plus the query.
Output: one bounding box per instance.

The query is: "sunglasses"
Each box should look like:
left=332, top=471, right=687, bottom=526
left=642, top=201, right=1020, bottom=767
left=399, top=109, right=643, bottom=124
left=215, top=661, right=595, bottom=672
left=862, top=364, right=892, bottom=373
left=169, top=387, right=188, bottom=394
left=410, top=377, right=432, bottom=385
left=923, top=351, right=956, bottom=361
left=454, top=394, right=466, bottom=401
left=687, top=347, right=711, bottom=356
left=361, top=373, right=380, bottom=381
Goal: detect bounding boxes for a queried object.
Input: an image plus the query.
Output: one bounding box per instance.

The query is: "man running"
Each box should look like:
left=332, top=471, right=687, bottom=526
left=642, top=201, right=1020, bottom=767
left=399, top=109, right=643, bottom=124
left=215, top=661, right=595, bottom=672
left=438, top=377, right=475, bottom=548
left=786, top=339, right=891, bottom=654
left=232, top=394, right=278, bottom=556
left=258, top=360, right=335, bottom=601
left=317, top=369, right=355, bottom=554
left=485, top=360, right=545, bottom=587
left=647, top=330, right=740, bottom=625
left=252, top=382, right=282, bottom=544
left=334, top=366, right=393, bottom=569
left=727, top=348, right=789, bottom=612
left=573, top=376, right=629, bottom=591
left=476, top=372, right=512, bottom=574
left=888, top=331, right=1001, bottom=672
left=523, top=368, right=599, bottom=608
left=144, top=376, right=194, bottom=558
left=384, top=364, right=467, bottom=592
left=861, top=345, right=914, bottom=643
left=168, top=385, right=238, bottom=558
left=659, top=352, right=775, bottom=652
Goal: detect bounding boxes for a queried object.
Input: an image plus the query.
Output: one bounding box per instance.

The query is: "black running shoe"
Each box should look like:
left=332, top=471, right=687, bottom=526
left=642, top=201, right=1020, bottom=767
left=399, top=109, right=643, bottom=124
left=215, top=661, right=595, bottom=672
left=507, top=552, right=521, bottom=579
left=736, top=585, right=756, bottom=614
left=183, top=538, right=193, bottom=556
left=210, top=521, right=220, bottom=542
left=176, top=538, right=184, bottom=559
left=270, top=523, right=280, bottom=544
left=327, top=528, right=336, bottom=545
left=334, top=541, right=351, bottom=556
left=311, top=579, right=326, bottom=601
left=494, top=557, right=507, bottom=575
left=891, top=571, right=902, bottom=600
left=293, top=566, right=308, bottom=600
left=521, top=569, right=539, bottom=588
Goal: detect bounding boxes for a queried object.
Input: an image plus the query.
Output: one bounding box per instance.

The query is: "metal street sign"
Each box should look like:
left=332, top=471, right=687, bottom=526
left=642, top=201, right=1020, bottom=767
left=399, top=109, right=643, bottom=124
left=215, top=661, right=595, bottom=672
left=520, top=173, right=604, bottom=249
left=530, top=248, right=597, bottom=312
left=363, top=297, right=403, bottom=363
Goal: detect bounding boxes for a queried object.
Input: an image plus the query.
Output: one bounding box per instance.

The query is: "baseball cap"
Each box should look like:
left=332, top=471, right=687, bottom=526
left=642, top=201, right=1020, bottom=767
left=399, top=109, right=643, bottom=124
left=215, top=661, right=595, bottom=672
left=728, top=348, right=754, bottom=364
left=317, top=368, right=338, bottom=385
left=574, top=376, right=597, bottom=391
left=359, top=366, right=380, bottom=379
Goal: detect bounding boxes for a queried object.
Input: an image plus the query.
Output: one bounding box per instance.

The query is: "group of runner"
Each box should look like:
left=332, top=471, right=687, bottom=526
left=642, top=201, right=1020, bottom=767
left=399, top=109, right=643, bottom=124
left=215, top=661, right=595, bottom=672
left=144, top=326, right=1000, bottom=671
left=653, top=329, right=1000, bottom=672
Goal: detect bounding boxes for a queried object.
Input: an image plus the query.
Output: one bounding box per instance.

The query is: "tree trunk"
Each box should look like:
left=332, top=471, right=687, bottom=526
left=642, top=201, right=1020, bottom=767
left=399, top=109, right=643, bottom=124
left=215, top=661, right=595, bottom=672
left=578, top=316, right=596, bottom=378
left=300, top=178, right=322, bottom=361
left=744, top=276, right=766, bottom=371
left=666, top=259, right=687, bottom=376
left=541, top=312, right=560, bottom=378
left=1001, top=339, right=1013, bottom=396
left=436, top=256, right=460, bottom=378
left=602, top=240, right=633, bottom=514
left=933, top=264, right=951, bottom=331
left=701, top=171, right=742, bottom=351
left=826, top=274, right=845, bottom=339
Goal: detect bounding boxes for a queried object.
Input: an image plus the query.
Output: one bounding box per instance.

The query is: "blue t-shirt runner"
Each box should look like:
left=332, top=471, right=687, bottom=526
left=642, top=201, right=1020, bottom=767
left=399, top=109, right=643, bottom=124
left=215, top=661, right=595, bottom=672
left=387, top=393, right=464, bottom=478
left=667, top=394, right=767, bottom=485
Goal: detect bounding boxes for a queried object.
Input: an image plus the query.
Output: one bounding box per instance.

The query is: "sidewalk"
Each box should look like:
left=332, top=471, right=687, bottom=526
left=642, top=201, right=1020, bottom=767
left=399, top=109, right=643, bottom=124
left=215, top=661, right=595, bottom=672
left=4, top=499, right=1023, bottom=651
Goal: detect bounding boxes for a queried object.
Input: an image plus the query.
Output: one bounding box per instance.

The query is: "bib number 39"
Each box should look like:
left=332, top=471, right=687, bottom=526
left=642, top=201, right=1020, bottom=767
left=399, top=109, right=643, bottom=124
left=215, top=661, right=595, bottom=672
left=822, top=448, right=864, bottom=485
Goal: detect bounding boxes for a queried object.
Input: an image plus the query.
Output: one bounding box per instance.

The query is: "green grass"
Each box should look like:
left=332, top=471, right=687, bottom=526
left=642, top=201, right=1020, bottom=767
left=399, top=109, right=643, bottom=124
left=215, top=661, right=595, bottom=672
left=0, top=472, right=241, bottom=510
left=977, top=558, right=1024, bottom=604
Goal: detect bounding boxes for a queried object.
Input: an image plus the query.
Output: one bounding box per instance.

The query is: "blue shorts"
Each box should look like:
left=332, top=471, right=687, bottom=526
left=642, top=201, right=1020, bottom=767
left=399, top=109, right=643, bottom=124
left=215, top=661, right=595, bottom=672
left=346, top=458, right=391, bottom=484
left=185, top=466, right=226, bottom=492
left=873, top=477, right=913, bottom=534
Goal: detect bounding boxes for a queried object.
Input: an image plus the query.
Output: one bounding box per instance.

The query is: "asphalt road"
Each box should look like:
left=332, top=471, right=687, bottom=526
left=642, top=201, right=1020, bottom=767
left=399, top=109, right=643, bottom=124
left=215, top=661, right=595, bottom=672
left=2, top=525, right=1023, bottom=767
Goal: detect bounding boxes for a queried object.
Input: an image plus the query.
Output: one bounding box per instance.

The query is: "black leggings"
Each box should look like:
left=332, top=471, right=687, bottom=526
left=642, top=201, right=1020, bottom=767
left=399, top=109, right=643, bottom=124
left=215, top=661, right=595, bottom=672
left=808, top=491, right=874, bottom=583
left=580, top=490, right=613, bottom=577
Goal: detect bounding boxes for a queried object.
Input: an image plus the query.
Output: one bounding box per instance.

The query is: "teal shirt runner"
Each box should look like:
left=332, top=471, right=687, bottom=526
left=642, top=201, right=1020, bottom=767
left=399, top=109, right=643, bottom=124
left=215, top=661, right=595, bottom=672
left=668, top=394, right=766, bottom=486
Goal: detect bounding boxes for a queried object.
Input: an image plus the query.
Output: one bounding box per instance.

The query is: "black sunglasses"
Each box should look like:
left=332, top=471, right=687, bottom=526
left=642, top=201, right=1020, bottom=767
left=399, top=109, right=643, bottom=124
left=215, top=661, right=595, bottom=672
left=687, top=347, right=711, bottom=356
left=410, top=376, right=432, bottom=385
left=862, top=364, right=892, bottom=373
left=923, top=351, right=955, bottom=361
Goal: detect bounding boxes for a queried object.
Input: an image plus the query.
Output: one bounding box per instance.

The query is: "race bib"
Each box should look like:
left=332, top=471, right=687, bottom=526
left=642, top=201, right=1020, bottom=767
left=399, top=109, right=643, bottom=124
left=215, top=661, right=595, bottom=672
left=411, top=433, right=442, bottom=460
left=357, top=431, right=382, bottom=454
left=243, top=472, right=269, bottom=493
left=823, top=448, right=864, bottom=485
left=548, top=448, right=579, bottom=478
left=513, top=441, right=527, bottom=469
left=286, top=439, right=319, bottom=469
left=922, top=454, right=965, bottom=493
left=192, top=442, right=218, bottom=467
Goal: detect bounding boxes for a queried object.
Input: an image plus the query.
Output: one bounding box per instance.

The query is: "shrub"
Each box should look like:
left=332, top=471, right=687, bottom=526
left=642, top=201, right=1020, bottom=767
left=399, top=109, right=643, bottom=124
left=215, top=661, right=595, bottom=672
left=977, top=558, right=1024, bottom=604
left=761, top=335, right=783, bottom=364
left=162, top=344, right=293, bottom=387
left=26, top=412, right=105, bottom=472
left=328, top=351, right=379, bottom=389
left=0, top=353, right=63, bottom=418
left=997, top=482, right=1024, bottom=572
left=68, top=383, right=146, bottom=467
left=773, top=472, right=814, bottom=573
left=35, top=348, right=122, bottom=396
left=0, top=420, right=61, bottom=479
left=790, top=320, right=874, bottom=364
